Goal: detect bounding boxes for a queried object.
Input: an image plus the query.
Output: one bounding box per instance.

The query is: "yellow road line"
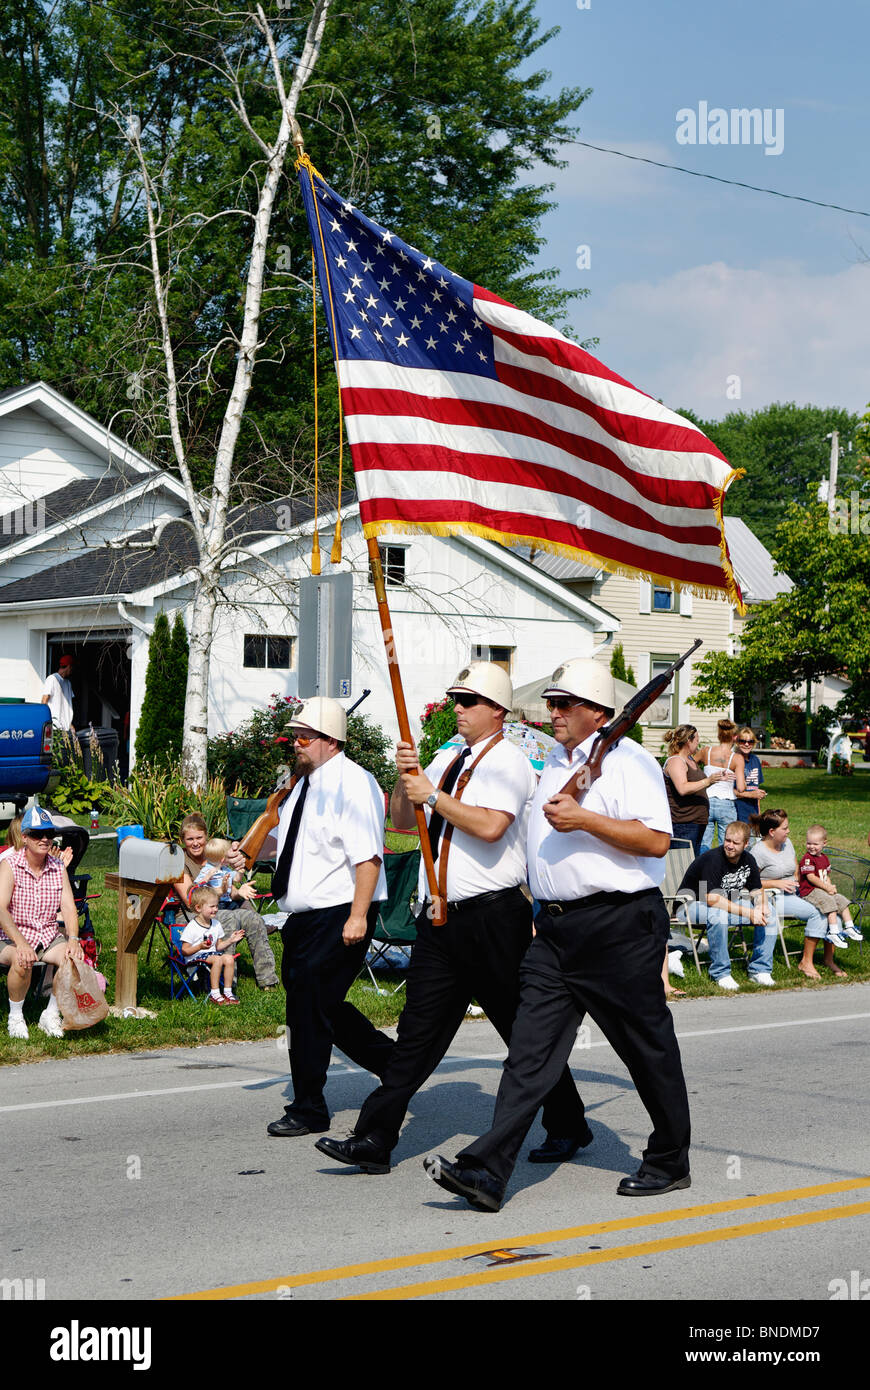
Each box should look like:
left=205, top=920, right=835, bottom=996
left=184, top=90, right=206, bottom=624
left=168, top=1175, right=870, bottom=1300
left=347, top=1199, right=870, bottom=1301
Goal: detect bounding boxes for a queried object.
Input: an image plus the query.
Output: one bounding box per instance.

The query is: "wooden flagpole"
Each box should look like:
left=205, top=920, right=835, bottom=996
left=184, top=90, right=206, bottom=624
left=291, top=119, right=444, bottom=924
left=367, top=536, right=445, bottom=925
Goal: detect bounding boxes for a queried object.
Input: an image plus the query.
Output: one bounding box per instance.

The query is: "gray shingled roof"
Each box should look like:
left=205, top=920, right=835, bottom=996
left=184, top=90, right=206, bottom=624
left=0, top=476, right=129, bottom=553
left=0, top=492, right=327, bottom=603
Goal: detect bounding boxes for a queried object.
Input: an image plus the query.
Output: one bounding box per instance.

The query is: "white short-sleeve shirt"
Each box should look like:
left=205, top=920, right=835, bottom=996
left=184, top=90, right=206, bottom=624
left=528, top=733, right=671, bottom=902
left=180, top=919, right=227, bottom=957
left=275, top=751, right=387, bottom=914
left=42, top=673, right=74, bottom=730
left=419, top=735, right=535, bottom=902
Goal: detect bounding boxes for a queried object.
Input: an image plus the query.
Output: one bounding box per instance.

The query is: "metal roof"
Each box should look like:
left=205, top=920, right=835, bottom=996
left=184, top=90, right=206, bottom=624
left=724, top=516, right=793, bottom=604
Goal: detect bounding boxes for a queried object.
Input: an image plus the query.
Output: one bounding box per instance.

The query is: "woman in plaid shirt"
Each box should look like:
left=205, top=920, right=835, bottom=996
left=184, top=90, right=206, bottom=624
left=0, top=804, right=82, bottom=1041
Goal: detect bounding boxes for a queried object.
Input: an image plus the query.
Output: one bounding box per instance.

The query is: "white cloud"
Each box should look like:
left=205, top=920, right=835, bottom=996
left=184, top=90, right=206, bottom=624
left=576, top=259, right=870, bottom=418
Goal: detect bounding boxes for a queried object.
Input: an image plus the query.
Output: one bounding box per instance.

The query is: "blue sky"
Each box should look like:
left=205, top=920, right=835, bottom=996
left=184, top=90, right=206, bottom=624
left=526, top=0, right=870, bottom=420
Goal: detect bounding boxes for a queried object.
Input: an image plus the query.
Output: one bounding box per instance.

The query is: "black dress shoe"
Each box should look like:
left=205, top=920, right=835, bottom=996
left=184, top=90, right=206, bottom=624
left=422, top=1154, right=504, bottom=1212
left=616, top=1169, right=691, bottom=1196
left=528, top=1124, right=594, bottom=1164
left=315, top=1134, right=391, bottom=1174
left=267, top=1115, right=328, bottom=1138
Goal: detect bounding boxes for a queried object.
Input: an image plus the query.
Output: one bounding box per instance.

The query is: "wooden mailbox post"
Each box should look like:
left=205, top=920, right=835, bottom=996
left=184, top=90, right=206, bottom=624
left=104, top=873, right=176, bottom=1011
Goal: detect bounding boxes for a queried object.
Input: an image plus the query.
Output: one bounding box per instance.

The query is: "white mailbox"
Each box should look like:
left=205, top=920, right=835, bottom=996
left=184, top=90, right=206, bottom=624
left=119, top=837, right=185, bottom=884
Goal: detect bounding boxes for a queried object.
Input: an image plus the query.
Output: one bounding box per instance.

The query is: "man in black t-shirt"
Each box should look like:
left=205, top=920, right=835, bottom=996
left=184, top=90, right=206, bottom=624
left=678, top=821, right=771, bottom=991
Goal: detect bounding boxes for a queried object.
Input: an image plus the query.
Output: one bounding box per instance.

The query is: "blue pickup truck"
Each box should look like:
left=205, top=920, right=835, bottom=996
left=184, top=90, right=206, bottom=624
left=0, top=703, right=58, bottom=810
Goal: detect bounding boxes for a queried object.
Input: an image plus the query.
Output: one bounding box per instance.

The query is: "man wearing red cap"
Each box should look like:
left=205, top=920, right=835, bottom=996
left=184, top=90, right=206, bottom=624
left=41, top=654, right=75, bottom=734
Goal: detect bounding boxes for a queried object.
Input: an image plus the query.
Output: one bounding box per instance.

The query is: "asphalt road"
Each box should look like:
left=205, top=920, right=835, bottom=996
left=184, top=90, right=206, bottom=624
left=2, top=983, right=868, bottom=1305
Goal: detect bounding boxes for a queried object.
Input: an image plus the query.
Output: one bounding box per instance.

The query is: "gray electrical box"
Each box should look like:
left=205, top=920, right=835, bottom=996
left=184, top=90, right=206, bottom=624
left=296, top=573, right=353, bottom=699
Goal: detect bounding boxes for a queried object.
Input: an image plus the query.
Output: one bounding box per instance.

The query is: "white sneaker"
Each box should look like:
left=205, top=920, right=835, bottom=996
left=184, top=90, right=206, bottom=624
left=7, top=1014, right=29, bottom=1040
left=696, top=937, right=710, bottom=955
left=667, top=950, right=685, bottom=979
left=842, top=923, right=863, bottom=942
left=38, top=1008, right=64, bottom=1039
left=751, top=972, right=776, bottom=987
left=826, top=930, right=849, bottom=949
left=716, top=974, right=740, bottom=991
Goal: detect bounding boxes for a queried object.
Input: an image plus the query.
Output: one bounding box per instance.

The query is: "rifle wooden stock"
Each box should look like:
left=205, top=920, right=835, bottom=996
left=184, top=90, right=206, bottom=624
left=558, top=638, right=703, bottom=801
left=237, top=781, right=295, bottom=870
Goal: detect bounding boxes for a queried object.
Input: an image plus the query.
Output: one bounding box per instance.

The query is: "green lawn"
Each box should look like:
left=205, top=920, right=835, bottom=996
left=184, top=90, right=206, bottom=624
left=1, top=770, right=868, bottom=1064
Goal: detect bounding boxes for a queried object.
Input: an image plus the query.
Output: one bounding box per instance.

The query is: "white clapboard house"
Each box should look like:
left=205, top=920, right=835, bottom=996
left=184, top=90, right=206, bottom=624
left=0, top=382, right=789, bottom=765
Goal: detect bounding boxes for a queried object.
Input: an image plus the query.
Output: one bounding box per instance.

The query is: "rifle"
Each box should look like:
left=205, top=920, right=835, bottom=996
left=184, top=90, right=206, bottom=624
left=559, top=638, right=703, bottom=801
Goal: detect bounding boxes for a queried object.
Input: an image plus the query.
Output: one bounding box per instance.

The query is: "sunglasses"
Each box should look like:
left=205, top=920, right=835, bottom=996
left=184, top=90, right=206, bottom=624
left=26, top=830, right=56, bottom=841
left=545, top=697, right=584, bottom=712
left=293, top=732, right=323, bottom=748
left=452, top=693, right=482, bottom=709
left=737, top=738, right=756, bottom=746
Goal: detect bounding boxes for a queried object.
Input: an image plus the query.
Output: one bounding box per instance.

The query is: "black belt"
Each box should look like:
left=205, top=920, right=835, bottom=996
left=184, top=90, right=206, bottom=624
left=543, top=887, right=661, bottom=915
left=444, top=885, right=524, bottom=915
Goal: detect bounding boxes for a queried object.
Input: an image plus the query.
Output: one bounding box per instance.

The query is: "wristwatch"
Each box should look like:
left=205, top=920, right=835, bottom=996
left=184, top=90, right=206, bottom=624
left=426, top=791, right=439, bottom=808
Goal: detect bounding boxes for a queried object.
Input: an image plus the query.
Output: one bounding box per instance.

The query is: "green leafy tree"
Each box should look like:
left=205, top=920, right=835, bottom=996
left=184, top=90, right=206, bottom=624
left=135, top=612, right=174, bottom=766
left=609, top=642, right=643, bottom=742
left=166, top=612, right=190, bottom=762
left=678, top=403, right=863, bottom=551
left=692, top=494, right=870, bottom=728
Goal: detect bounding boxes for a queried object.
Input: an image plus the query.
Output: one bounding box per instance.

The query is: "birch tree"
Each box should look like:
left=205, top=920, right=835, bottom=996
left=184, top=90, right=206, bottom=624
left=116, top=0, right=331, bottom=783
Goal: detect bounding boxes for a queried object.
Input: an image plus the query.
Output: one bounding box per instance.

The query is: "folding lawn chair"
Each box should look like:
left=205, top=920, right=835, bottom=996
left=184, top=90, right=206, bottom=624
left=167, top=923, right=240, bottom=1001
left=362, top=849, right=420, bottom=995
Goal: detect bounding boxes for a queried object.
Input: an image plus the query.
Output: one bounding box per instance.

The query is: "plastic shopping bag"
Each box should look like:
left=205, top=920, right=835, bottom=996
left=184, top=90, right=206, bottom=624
left=52, top=955, right=110, bottom=1031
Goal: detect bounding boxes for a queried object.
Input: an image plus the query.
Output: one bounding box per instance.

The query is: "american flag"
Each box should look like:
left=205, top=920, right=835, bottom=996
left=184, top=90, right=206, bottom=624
left=298, top=162, right=743, bottom=606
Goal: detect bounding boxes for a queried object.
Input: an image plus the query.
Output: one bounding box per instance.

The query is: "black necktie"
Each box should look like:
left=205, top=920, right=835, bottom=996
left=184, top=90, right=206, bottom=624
left=427, top=747, right=471, bottom=862
left=271, top=776, right=310, bottom=900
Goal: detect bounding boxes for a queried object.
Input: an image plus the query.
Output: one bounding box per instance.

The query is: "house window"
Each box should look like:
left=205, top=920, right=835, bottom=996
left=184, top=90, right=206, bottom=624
left=367, top=544, right=406, bottom=587
left=472, top=644, right=514, bottom=674
left=653, top=586, right=675, bottom=611
left=243, top=635, right=295, bottom=670
left=647, top=654, right=678, bottom=725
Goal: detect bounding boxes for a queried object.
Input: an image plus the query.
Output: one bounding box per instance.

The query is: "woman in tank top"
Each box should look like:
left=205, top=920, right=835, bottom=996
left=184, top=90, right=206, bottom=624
left=662, top=725, right=727, bottom=857
left=698, top=718, right=746, bottom=852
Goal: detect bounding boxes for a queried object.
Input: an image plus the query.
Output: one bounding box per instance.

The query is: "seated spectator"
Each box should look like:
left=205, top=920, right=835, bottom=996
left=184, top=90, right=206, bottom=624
left=749, top=809, right=833, bottom=979
left=172, top=814, right=279, bottom=991
left=734, top=728, right=767, bottom=823
left=677, top=820, right=774, bottom=991
left=180, top=885, right=244, bottom=1006
left=0, top=804, right=83, bottom=1040
left=798, top=824, right=862, bottom=970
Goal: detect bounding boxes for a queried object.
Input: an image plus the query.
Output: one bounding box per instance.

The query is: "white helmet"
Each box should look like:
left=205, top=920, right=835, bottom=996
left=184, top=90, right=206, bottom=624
left=446, top=661, right=512, bottom=713
left=542, top=658, right=616, bottom=713
left=289, top=696, right=347, bottom=743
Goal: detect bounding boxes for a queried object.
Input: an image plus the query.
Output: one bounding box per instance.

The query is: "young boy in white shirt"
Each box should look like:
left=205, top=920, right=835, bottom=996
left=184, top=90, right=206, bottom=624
left=180, top=885, right=244, bottom=1005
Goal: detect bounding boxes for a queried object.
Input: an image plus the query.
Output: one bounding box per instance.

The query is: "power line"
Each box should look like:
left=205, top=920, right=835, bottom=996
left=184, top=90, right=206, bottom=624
left=564, top=139, right=870, bottom=219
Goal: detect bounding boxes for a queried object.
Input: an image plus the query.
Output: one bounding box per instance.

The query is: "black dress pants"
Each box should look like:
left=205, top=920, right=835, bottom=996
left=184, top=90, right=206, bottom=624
left=353, top=885, right=586, bottom=1152
left=281, top=901, right=395, bottom=1127
left=458, top=887, right=691, bottom=1187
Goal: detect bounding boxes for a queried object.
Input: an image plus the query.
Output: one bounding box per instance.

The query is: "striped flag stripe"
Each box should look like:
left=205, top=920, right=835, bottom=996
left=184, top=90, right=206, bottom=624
left=343, top=389, right=719, bottom=520
left=353, top=461, right=726, bottom=566
left=340, top=358, right=726, bottom=492
left=362, top=496, right=730, bottom=587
